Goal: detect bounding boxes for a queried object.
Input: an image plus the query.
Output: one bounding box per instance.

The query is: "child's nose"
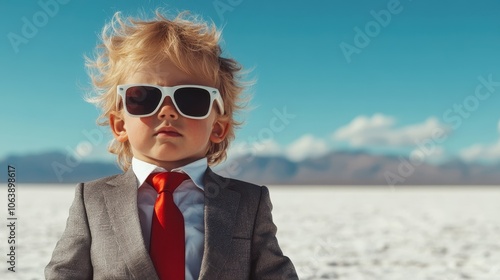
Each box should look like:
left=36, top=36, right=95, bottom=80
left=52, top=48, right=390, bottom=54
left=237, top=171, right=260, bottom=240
left=157, top=97, right=179, bottom=120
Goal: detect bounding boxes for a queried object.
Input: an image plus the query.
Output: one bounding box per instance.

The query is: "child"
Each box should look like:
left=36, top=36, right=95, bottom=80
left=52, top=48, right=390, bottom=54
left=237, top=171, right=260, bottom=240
left=45, top=9, right=298, bottom=280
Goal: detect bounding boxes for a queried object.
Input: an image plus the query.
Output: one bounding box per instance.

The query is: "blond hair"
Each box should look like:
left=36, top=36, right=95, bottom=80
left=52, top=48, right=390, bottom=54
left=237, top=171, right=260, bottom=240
left=85, top=10, right=246, bottom=171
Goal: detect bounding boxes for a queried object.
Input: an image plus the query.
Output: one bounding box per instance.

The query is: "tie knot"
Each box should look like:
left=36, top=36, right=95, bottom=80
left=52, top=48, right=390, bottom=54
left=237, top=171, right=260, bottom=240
left=147, top=172, right=190, bottom=194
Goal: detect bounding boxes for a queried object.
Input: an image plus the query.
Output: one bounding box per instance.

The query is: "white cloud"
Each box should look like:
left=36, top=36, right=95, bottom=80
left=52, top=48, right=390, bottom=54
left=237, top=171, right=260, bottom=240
left=285, top=134, right=330, bottom=161
left=76, top=141, right=93, bottom=157
left=460, top=143, right=500, bottom=162
left=333, top=113, right=451, bottom=147
left=224, top=144, right=244, bottom=160
left=459, top=120, right=500, bottom=162
left=229, top=135, right=330, bottom=162
left=228, top=139, right=283, bottom=159
left=76, top=141, right=115, bottom=162
left=410, top=146, right=447, bottom=164
left=252, top=139, right=283, bottom=156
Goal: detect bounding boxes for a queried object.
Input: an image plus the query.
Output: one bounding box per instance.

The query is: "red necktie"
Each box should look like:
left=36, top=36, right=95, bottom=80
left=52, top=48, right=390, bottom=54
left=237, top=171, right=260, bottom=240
left=147, top=172, right=189, bottom=280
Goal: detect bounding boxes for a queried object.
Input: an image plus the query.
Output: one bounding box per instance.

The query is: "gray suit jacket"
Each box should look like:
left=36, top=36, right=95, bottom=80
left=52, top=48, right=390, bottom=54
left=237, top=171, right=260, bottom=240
left=45, top=168, right=298, bottom=279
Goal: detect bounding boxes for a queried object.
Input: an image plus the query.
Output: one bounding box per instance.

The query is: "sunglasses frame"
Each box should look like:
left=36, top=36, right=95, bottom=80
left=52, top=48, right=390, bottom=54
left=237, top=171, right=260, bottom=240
left=117, top=84, right=225, bottom=119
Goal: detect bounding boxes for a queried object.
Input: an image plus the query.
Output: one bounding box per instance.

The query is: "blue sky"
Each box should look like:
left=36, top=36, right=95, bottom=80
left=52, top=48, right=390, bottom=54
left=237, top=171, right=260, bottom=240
left=1, top=0, right=500, bottom=164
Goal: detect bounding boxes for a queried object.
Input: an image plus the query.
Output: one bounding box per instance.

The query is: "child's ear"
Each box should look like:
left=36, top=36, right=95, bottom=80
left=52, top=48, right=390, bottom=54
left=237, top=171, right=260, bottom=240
left=109, top=111, right=128, bottom=143
left=210, top=115, right=230, bottom=144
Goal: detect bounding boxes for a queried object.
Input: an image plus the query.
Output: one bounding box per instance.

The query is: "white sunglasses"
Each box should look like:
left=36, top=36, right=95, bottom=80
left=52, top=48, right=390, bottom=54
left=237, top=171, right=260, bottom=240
left=117, top=84, right=224, bottom=119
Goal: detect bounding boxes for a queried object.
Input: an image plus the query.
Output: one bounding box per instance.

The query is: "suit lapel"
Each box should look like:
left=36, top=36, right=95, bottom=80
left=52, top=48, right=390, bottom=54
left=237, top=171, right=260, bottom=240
left=198, top=168, right=241, bottom=279
left=104, top=169, right=159, bottom=280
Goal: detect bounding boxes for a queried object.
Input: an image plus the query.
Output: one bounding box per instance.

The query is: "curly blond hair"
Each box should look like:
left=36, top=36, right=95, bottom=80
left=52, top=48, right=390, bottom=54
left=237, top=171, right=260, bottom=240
left=85, top=10, right=247, bottom=171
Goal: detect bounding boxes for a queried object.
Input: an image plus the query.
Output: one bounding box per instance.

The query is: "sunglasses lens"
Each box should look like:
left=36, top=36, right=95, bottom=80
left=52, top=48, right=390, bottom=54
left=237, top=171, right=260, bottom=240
left=174, top=87, right=211, bottom=117
left=125, top=86, right=162, bottom=115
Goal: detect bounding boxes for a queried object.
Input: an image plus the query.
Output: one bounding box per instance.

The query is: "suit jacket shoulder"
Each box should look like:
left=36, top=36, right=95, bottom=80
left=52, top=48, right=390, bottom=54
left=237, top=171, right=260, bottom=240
left=201, top=169, right=299, bottom=279
left=45, top=169, right=160, bottom=280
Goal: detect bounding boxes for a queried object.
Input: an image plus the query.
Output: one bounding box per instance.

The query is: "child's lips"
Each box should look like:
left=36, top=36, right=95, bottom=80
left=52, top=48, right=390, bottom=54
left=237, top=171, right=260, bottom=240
left=157, top=131, right=181, bottom=137
left=155, top=127, right=182, bottom=137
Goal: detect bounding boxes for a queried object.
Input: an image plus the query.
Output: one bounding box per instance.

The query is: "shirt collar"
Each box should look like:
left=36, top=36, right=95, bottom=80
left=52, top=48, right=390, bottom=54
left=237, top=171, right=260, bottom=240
left=131, top=157, right=207, bottom=191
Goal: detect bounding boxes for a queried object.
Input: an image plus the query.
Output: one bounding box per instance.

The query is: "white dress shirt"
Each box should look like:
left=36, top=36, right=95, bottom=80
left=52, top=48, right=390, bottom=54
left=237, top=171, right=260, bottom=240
left=132, top=157, right=206, bottom=280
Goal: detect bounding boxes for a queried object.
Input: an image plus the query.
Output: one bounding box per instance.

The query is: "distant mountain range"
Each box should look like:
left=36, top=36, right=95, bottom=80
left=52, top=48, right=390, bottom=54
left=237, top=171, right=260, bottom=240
left=219, top=151, right=500, bottom=186
left=0, top=151, right=121, bottom=184
left=1, top=150, right=500, bottom=185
